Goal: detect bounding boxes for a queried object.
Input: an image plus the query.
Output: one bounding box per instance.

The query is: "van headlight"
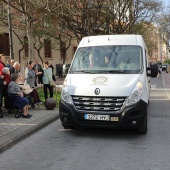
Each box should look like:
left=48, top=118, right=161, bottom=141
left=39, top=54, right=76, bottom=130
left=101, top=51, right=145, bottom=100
left=125, top=81, right=143, bottom=106
left=61, top=89, right=73, bottom=104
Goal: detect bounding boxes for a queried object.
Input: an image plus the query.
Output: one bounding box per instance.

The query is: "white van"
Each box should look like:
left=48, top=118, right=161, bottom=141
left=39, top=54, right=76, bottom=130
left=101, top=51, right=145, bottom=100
left=59, top=35, right=158, bottom=134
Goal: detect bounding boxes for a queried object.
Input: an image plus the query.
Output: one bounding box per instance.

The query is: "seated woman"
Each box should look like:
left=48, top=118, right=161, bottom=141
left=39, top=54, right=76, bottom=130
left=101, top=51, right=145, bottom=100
left=8, top=73, right=31, bottom=118
left=18, top=82, right=33, bottom=95
left=18, top=78, right=42, bottom=105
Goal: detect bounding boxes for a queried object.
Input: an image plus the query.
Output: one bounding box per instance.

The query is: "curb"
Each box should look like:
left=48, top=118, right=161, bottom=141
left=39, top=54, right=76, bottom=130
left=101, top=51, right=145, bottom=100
left=161, top=72, right=170, bottom=101
left=0, top=112, right=59, bottom=154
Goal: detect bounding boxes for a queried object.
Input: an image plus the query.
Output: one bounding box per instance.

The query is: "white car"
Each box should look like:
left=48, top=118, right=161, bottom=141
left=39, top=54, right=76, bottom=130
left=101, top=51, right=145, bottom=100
left=162, top=63, right=169, bottom=72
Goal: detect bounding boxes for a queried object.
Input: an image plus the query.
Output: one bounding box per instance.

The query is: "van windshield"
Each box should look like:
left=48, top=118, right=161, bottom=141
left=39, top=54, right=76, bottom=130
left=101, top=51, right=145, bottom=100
left=69, top=46, right=143, bottom=74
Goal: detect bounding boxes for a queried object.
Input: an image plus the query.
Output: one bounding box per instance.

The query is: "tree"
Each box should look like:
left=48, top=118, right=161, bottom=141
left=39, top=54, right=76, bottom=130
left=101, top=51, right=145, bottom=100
left=0, top=0, right=72, bottom=63
left=157, top=13, right=170, bottom=50
left=0, top=0, right=47, bottom=60
left=0, top=0, right=162, bottom=63
left=0, top=1, right=26, bottom=60
left=50, top=0, right=161, bottom=43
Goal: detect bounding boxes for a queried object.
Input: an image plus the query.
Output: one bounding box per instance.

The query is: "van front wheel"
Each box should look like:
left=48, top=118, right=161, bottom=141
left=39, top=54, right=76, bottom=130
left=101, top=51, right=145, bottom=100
left=136, top=113, right=147, bottom=134
left=62, top=124, right=75, bottom=130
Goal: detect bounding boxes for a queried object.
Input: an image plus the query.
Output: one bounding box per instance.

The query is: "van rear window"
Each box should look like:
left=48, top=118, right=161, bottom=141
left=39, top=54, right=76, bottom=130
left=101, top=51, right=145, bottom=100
left=70, top=46, right=143, bottom=74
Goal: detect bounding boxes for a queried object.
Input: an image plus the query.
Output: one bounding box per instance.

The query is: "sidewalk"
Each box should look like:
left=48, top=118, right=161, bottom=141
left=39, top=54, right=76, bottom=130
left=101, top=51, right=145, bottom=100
left=161, top=71, right=170, bottom=101
left=0, top=106, right=59, bottom=154
left=0, top=77, right=64, bottom=154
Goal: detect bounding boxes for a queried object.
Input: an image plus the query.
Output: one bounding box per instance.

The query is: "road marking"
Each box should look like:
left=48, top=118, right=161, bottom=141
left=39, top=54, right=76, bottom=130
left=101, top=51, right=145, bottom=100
left=58, top=129, right=75, bottom=131
left=0, top=123, right=37, bottom=126
left=151, top=84, right=156, bottom=89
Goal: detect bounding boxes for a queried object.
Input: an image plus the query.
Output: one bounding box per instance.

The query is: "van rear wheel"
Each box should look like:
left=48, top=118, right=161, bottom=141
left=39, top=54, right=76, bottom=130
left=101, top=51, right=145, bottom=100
left=136, top=113, right=147, bottom=134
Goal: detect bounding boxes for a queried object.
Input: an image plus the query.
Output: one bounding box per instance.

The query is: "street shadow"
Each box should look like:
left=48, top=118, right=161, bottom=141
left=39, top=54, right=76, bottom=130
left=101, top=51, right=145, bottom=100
left=60, top=127, right=147, bottom=140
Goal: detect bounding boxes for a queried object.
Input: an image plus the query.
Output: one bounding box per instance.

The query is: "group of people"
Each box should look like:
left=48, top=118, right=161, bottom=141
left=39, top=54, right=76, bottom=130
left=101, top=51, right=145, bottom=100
left=0, top=54, right=56, bottom=118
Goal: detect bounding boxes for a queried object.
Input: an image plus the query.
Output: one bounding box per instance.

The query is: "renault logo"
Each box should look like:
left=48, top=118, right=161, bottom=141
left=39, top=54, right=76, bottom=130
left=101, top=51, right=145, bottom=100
left=94, top=88, right=100, bottom=95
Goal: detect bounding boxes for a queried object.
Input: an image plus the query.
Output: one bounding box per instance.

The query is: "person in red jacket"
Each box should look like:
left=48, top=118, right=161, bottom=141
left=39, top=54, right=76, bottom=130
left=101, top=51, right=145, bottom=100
left=2, top=67, right=11, bottom=108
left=0, top=54, right=6, bottom=76
left=0, top=54, right=6, bottom=108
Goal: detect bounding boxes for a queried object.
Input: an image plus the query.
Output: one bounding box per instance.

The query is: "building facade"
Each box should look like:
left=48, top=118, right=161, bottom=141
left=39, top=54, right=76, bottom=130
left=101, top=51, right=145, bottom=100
left=0, top=25, right=78, bottom=76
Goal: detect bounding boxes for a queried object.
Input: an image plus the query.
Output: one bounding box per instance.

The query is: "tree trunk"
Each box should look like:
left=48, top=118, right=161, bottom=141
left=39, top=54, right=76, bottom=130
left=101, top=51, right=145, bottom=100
left=26, top=20, right=34, bottom=61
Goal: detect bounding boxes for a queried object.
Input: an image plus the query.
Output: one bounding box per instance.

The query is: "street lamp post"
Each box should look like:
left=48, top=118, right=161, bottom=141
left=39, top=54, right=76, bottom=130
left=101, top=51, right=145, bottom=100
left=8, top=0, right=14, bottom=59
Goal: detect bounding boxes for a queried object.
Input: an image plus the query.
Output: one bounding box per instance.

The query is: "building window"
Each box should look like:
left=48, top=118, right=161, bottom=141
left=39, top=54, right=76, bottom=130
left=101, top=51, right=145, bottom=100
left=44, top=39, right=51, bottom=58
left=24, top=36, right=28, bottom=57
left=0, top=33, right=10, bottom=56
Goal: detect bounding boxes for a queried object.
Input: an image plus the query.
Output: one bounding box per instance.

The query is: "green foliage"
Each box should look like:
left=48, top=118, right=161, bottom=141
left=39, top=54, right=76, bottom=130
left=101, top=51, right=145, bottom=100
left=37, top=87, right=61, bottom=107
left=163, top=59, right=170, bottom=64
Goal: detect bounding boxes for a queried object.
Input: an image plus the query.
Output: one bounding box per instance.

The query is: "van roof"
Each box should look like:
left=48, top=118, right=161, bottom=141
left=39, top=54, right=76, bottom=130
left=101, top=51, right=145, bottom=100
left=79, top=34, right=146, bottom=48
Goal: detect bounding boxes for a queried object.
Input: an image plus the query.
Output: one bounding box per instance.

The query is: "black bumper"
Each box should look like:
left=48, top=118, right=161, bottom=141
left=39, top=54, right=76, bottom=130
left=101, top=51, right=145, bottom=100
left=59, top=100, right=147, bottom=130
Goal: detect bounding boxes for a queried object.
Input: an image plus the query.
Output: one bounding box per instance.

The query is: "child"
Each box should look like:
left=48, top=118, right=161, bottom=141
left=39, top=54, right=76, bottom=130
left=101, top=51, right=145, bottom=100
left=8, top=73, right=31, bottom=118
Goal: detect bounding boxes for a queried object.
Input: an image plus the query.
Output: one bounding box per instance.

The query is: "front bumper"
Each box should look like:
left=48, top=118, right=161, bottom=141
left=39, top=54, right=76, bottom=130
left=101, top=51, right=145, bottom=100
left=59, top=99, right=147, bottom=130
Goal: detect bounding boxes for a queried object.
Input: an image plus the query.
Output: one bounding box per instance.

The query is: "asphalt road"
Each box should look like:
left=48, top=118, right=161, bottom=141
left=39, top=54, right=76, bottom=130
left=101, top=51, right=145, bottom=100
left=0, top=74, right=170, bottom=170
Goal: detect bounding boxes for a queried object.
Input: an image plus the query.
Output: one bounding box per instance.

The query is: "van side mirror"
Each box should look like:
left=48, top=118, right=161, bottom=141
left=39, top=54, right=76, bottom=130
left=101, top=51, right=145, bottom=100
left=147, top=63, right=158, bottom=78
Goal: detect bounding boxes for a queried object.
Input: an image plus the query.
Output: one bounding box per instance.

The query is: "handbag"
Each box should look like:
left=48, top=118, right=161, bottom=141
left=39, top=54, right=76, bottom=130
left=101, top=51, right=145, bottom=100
left=49, top=80, right=55, bottom=87
left=44, top=69, right=55, bottom=87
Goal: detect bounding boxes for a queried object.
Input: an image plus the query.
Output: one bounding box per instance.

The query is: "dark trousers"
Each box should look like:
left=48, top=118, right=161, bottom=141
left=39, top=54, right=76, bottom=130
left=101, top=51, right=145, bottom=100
left=43, top=84, right=53, bottom=100
left=58, top=71, right=62, bottom=79
left=31, top=89, right=40, bottom=103
left=35, top=75, right=42, bottom=86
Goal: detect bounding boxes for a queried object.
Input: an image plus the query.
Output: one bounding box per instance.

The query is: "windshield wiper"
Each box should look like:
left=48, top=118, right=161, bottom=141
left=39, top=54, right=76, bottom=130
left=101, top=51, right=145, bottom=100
left=95, top=70, right=128, bottom=74
left=70, top=70, right=96, bottom=74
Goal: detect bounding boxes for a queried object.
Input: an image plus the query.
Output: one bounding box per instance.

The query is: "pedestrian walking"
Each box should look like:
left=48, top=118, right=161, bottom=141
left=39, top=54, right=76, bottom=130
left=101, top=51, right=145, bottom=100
left=57, top=63, right=62, bottom=79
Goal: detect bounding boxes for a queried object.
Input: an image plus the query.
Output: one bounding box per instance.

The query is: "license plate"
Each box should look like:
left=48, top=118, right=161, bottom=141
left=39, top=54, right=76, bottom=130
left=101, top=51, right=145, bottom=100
left=111, top=117, right=119, bottom=122
left=84, top=114, right=110, bottom=121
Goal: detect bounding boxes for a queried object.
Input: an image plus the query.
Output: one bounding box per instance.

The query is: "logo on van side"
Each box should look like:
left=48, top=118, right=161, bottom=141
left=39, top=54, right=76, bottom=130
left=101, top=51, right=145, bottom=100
left=92, top=76, right=108, bottom=85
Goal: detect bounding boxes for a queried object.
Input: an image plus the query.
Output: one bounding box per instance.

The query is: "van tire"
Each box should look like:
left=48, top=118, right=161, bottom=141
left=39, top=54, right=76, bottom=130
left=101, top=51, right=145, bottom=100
left=0, top=113, right=3, bottom=118
left=62, top=124, right=75, bottom=130
left=137, top=113, right=147, bottom=134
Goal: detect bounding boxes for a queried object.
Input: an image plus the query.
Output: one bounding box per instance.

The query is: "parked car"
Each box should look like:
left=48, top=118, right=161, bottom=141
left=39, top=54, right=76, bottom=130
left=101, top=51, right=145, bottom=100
left=162, top=63, right=169, bottom=71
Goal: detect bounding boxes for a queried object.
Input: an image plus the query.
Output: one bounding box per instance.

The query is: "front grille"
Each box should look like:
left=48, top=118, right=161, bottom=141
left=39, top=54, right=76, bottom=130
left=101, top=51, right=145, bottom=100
left=72, top=96, right=126, bottom=111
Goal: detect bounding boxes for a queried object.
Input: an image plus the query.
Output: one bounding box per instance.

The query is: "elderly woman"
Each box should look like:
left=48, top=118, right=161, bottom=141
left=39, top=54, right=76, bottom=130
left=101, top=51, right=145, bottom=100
left=8, top=73, right=30, bottom=118
left=25, top=61, right=42, bottom=104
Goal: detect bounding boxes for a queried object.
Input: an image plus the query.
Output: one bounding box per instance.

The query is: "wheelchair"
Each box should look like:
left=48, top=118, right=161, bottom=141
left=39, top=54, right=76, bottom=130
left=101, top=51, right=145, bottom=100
left=0, top=108, right=3, bottom=118
left=1, top=95, right=23, bottom=118
left=23, top=92, right=36, bottom=108
left=7, top=103, right=23, bottom=118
